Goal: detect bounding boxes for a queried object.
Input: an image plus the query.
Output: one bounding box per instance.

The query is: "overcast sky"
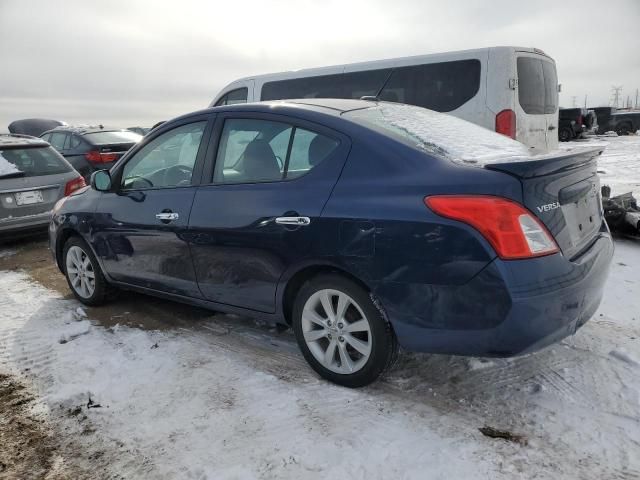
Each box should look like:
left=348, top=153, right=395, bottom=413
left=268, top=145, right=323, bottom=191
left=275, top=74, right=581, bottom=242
left=1, top=0, right=639, bottom=129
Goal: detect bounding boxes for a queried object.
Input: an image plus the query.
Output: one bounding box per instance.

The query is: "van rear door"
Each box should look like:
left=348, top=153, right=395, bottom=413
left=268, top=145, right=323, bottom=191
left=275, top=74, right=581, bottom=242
left=515, top=54, right=559, bottom=153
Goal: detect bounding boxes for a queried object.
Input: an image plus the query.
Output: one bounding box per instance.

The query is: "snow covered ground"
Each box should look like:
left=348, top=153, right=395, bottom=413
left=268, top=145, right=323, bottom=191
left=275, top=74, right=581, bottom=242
left=0, top=135, right=639, bottom=479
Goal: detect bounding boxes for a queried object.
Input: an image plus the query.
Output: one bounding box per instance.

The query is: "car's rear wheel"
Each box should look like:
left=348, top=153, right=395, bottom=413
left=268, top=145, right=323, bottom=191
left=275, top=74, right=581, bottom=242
left=292, top=274, right=398, bottom=387
left=63, top=236, right=111, bottom=306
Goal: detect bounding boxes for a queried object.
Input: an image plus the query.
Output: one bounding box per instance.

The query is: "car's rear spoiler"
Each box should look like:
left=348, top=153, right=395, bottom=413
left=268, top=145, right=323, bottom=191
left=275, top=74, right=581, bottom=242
left=483, top=146, right=605, bottom=179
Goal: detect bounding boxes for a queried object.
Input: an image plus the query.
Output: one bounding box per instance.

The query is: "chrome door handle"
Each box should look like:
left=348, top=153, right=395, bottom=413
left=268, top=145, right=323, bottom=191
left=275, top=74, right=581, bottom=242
left=275, top=216, right=311, bottom=226
left=156, top=212, right=179, bottom=221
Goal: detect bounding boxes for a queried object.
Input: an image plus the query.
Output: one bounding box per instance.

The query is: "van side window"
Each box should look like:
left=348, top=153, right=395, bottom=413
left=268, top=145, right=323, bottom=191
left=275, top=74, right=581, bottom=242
left=260, top=60, right=481, bottom=113
left=261, top=69, right=391, bottom=101
left=215, top=87, right=248, bottom=106
left=378, top=60, right=481, bottom=112
left=517, top=57, right=558, bottom=115
left=213, top=119, right=338, bottom=184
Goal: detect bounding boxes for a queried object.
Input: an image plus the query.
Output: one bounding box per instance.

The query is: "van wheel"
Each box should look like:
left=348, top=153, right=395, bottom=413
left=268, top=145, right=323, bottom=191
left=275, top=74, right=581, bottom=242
left=292, top=274, right=398, bottom=388
left=616, top=123, right=631, bottom=136
left=559, top=127, right=573, bottom=142
left=63, top=236, right=112, bottom=306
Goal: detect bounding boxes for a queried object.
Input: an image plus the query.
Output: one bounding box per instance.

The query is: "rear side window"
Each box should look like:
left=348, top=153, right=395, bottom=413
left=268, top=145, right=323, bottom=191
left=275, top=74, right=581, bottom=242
left=517, top=57, right=558, bottom=115
left=215, top=87, right=249, bottom=106
left=379, top=60, right=481, bottom=112
left=213, top=119, right=338, bottom=184
left=83, top=131, right=142, bottom=144
left=0, top=147, right=71, bottom=177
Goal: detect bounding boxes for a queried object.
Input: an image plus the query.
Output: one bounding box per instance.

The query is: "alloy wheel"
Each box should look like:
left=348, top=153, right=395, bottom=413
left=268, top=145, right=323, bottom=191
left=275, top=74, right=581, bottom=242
left=65, top=245, right=96, bottom=299
left=301, top=289, right=372, bottom=374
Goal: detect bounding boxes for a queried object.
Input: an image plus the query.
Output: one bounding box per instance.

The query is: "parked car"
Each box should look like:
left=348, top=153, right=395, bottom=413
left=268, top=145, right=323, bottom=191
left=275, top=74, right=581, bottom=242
left=211, top=46, right=560, bottom=153
left=40, top=126, right=142, bottom=179
left=127, top=126, right=151, bottom=136
left=8, top=118, right=67, bottom=137
left=558, top=108, right=597, bottom=141
left=1, top=134, right=85, bottom=239
left=49, top=99, right=613, bottom=387
left=591, top=107, right=640, bottom=135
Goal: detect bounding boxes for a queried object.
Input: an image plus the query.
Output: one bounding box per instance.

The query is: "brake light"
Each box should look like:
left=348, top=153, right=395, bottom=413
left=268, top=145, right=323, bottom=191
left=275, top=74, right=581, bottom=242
left=64, top=176, right=86, bottom=196
left=85, top=150, right=117, bottom=164
left=495, top=109, right=516, bottom=139
left=577, top=114, right=583, bottom=127
left=425, top=195, right=559, bottom=260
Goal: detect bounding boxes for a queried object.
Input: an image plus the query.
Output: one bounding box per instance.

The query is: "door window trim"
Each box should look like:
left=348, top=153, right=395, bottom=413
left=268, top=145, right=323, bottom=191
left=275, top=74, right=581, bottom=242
left=200, top=111, right=349, bottom=186
left=109, top=115, right=215, bottom=193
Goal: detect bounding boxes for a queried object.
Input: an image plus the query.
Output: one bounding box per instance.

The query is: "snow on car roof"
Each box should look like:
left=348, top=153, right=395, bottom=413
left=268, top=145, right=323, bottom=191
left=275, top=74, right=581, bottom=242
left=344, top=102, right=534, bottom=165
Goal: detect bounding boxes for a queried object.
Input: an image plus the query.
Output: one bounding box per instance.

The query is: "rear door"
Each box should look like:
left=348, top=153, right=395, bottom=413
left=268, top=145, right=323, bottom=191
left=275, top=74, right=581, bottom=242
left=188, top=113, right=350, bottom=313
left=515, top=54, right=558, bottom=153
left=92, top=117, right=212, bottom=298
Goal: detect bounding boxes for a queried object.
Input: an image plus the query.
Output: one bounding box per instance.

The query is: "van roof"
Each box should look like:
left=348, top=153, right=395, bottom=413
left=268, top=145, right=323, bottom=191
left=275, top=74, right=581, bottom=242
left=225, top=46, right=552, bottom=85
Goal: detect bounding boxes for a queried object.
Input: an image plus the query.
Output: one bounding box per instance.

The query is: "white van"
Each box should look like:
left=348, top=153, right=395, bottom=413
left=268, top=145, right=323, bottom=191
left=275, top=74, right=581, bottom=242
left=210, top=47, right=559, bottom=153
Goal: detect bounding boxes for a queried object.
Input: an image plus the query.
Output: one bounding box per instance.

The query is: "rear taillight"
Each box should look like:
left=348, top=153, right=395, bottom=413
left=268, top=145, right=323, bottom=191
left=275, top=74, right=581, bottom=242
left=425, top=195, right=559, bottom=260
left=64, top=176, right=86, bottom=196
left=85, top=150, right=117, bottom=164
left=577, top=114, right=583, bottom=127
left=495, top=109, right=516, bottom=139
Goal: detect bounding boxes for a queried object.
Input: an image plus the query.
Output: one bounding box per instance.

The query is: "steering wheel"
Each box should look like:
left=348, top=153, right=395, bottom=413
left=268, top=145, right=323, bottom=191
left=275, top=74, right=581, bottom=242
left=275, top=155, right=284, bottom=170
left=164, top=164, right=193, bottom=186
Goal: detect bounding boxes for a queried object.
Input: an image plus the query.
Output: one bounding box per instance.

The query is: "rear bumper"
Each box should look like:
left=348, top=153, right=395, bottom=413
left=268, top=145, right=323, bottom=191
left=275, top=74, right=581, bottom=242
left=376, top=232, right=614, bottom=356
left=0, top=212, right=51, bottom=235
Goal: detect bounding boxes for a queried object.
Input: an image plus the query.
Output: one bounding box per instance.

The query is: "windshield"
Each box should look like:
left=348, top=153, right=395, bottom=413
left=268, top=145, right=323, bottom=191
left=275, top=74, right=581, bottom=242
left=83, top=131, right=142, bottom=144
left=343, top=103, right=531, bottom=165
left=0, top=146, right=71, bottom=178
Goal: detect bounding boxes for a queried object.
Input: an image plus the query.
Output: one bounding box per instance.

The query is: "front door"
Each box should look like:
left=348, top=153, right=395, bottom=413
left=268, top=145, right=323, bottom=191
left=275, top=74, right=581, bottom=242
left=92, top=117, right=211, bottom=298
left=188, top=113, right=349, bottom=312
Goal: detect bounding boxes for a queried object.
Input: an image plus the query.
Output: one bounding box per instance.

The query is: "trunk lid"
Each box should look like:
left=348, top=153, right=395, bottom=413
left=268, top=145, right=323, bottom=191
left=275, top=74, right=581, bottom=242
left=485, top=146, right=605, bottom=260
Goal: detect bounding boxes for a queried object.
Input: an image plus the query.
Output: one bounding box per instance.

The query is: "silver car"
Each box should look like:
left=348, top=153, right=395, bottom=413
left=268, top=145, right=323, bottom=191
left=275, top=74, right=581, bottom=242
left=1, top=134, right=85, bottom=239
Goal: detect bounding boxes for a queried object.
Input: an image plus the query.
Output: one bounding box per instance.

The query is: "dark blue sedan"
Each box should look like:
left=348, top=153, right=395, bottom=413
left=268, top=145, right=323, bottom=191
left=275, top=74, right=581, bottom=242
left=49, top=99, right=613, bottom=387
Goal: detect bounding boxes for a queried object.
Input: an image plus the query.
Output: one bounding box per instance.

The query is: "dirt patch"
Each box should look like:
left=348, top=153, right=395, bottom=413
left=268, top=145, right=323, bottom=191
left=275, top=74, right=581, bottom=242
left=0, top=372, right=83, bottom=479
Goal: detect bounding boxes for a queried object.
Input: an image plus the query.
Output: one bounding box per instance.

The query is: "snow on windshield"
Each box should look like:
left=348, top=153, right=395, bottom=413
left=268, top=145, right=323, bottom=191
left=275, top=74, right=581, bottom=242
left=0, top=151, right=22, bottom=176
left=345, top=103, right=533, bottom=165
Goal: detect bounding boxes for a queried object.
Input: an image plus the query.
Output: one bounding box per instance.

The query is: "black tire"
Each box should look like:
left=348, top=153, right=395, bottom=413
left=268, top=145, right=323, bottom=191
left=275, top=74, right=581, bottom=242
left=616, top=123, right=631, bottom=136
left=62, top=236, right=112, bottom=306
left=559, top=127, right=573, bottom=142
left=292, top=274, right=398, bottom=388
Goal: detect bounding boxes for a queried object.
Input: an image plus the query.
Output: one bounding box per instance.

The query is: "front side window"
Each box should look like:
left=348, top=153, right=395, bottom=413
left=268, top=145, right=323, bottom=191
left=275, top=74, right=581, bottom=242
left=213, top=119, right=338, bottom=184
left=49, top=132, right=67, bottom=151
left=517, top=57, right=558, bottom=115
left=215, top=87, right=248, bottom=106
left=121, top=122, right=206, bottom=190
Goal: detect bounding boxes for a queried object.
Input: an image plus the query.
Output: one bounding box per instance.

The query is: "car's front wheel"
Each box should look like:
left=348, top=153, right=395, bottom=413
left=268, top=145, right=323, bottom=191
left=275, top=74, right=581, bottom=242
left=63, top=236, right=111, bottom=306
left=292, top=274, right=398, bottom=387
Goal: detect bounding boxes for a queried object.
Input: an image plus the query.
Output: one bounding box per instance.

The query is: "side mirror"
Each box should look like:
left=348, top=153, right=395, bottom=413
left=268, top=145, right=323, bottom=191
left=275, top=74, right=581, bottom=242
left=90, top=170, right=112, bottom=191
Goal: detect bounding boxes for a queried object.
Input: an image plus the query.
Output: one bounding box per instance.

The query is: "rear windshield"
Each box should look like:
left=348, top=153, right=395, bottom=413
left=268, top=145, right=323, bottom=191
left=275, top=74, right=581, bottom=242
left=83, top=131, right=142, bottom=144
left=0, top=146, right=71, bottom=177
left=343, top=103, right=531, bottom=165
left=517, top=57, right=558, bottom=115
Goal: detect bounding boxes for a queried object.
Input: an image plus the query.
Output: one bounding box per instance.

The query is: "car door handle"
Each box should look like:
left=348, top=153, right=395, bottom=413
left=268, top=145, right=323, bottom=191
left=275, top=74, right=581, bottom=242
left=275, top=216, right=311, bottom=226
left=156, top=212, right=179, bottom=222
left=548, top=125, right=556, bottom=131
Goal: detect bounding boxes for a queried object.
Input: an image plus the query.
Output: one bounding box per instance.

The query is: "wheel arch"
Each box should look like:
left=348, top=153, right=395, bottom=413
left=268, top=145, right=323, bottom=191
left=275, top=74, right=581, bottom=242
left=280, top=262, right=374, bottom=326
left=55, top=227, right=81, bottom=272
